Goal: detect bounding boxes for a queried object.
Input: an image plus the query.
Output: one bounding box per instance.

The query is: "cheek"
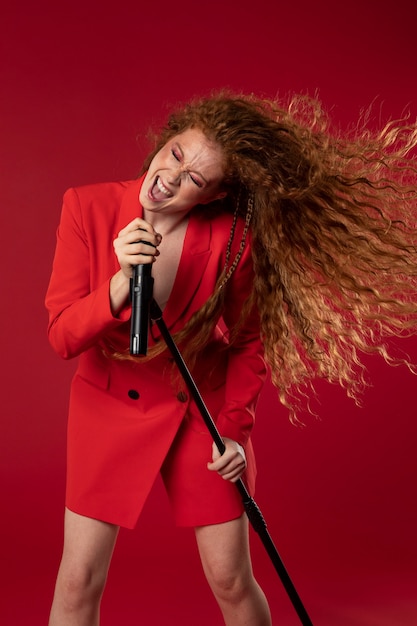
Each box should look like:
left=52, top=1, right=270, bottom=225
left=199, top=188, right=222, bottom=205
left=186, top=187, right=204, bottom=201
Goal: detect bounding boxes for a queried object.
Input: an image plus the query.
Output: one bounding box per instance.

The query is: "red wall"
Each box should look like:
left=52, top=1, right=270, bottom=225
left=1, top=1, right=416, bottom=624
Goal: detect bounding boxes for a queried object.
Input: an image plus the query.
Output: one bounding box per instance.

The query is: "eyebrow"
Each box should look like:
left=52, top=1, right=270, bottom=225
left=174, top=141, right=209, bottom=185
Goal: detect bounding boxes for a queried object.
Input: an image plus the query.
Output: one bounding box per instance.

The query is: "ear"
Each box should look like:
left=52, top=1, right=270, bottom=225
left=215, top=191, right=227, bottom=200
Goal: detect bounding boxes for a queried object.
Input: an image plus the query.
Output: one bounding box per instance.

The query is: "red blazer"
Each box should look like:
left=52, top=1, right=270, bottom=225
left=45, top=178, right=266, bottom=528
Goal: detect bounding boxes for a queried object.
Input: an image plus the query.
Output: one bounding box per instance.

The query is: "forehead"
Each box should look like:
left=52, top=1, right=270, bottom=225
left=171, top=126, right=217, bottom=149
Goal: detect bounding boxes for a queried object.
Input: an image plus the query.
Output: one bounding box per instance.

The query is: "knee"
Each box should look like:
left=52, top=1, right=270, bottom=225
left=56, top=564, right=107, bottom=613
left=205, top=563, right=252, bottom=605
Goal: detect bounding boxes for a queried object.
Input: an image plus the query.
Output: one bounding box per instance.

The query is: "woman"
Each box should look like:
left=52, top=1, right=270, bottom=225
left=46, top=91, right=417, bottom=624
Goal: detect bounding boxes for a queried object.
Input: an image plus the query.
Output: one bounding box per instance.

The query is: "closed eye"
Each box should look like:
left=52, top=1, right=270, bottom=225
left=171, top=145, right=204, bottom=187
left=189, top=173, right=203, bottom=188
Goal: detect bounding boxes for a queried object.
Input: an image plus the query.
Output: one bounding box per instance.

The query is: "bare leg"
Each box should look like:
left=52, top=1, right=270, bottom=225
left=195, top=515, right=272, bottom=626
left=49, top=508, right=119, bottom=626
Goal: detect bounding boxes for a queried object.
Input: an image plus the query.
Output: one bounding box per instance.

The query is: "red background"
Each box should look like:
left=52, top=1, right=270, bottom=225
left=1, top=1, right=416, bottom=624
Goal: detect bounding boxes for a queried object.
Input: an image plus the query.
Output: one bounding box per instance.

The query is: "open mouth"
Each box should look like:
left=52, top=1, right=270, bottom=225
left=150, top=176, right=173, bottom=201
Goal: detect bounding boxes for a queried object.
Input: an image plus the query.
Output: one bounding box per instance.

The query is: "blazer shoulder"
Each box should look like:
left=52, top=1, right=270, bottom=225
left=63, top=180, right=134, bottom=204
left=61, top=180, right=138, bottom=229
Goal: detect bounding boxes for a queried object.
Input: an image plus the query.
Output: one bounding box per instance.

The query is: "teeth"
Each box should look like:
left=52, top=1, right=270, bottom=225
left=157, top=177, right=171, bottom=196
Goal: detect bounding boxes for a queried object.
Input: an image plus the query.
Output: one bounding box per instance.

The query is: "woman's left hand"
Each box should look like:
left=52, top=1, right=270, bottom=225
left=207, top=437, right=247, bottom=483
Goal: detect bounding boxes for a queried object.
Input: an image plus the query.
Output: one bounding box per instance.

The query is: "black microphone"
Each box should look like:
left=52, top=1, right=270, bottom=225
left=130, top=262, right=154, bottom=356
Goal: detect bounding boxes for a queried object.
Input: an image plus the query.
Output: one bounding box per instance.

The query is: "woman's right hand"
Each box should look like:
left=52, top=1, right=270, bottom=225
left=113, top=217, right=162, bottom=279
left=110, top=218, right=162, bottom=315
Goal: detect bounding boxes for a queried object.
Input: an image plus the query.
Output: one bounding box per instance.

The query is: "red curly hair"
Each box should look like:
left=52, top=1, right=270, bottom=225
left=114, top=90, right=417, bottom=419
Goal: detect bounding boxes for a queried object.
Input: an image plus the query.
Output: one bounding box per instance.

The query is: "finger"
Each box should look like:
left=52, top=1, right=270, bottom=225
left=219, top=467, right=245, bottom=483
left=124, top=230, right=160, bottom=248
left=208, top=457, right=246, bottom=482
left=207, top=452, right=245, bottom=473
left=118, top=219, right=162, bottom=246
left=127, top=241, right=160, bottom=258
left=113, top=240, right=160, bottom=268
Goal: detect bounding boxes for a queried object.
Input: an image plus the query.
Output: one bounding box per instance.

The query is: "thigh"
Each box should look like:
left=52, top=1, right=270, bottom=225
left=195, top=514, right=252, bottom=580
left=59, top=507, right=120, bottom=577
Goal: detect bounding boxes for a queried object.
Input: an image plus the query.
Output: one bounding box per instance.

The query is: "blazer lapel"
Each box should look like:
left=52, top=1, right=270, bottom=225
left=115, top=177, right=144, bottom=232
left=112, top=177, right=144, bottom=275
left=159, top=210, right=212, bottom=332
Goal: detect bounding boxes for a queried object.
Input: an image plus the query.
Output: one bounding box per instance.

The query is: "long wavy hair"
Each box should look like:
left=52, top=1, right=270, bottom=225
left=119, top=90, right=417, bottom=418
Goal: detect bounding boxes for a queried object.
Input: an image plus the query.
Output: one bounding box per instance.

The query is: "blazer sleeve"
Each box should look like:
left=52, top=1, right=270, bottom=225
left=45, top=187, right=130, bottom=359
left=215, top=237, right=267, bottom=446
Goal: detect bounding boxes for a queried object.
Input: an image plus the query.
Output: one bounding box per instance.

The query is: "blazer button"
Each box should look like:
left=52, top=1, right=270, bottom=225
left=128, top=389, right=140, bottom=400
left=177, top=391, right=188, bottom=403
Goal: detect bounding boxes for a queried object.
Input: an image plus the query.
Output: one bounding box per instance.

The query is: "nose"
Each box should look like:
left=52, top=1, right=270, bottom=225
left=167, top=166, right=184, bottom=186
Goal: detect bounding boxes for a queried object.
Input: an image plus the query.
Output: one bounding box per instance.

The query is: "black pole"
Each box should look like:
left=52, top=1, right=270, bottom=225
left=149, top=299, right=314, bottom=626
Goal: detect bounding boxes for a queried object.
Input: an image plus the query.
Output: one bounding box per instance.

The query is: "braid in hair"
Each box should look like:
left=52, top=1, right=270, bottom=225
left=218, top=190, right=254, bottom=291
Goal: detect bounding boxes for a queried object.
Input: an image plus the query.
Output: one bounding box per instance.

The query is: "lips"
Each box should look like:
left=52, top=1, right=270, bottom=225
left=150, top=176, right=173, bottom=202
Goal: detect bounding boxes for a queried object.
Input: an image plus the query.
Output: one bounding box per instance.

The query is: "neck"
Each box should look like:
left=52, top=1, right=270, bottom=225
left=143, top=209, right=190, bottom=236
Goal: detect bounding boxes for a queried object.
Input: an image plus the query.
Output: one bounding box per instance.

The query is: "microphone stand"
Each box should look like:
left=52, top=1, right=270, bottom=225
left=147, top=298, right=314, bottom=626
